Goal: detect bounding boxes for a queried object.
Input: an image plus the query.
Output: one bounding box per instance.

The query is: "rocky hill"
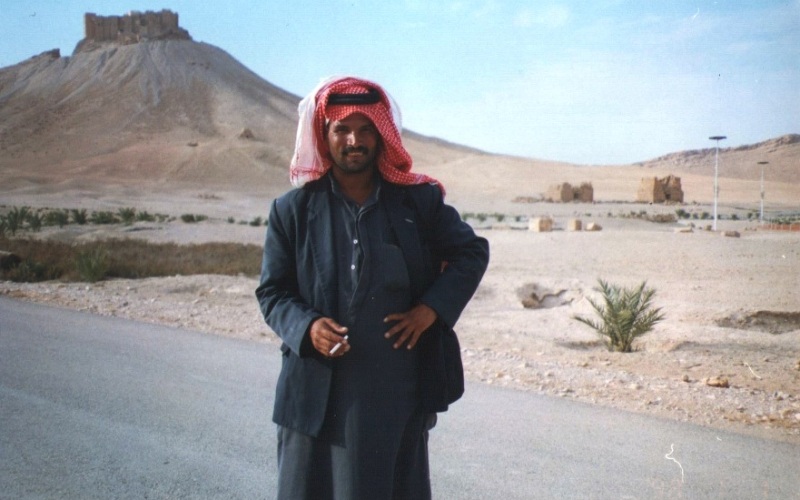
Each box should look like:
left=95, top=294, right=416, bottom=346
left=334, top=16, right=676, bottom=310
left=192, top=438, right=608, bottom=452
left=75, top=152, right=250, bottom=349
left=0, top=39, right=301, bottom=196
left=636, top=134, right=800, bottom=185
left=0, top=11, right=489, bottom=202
left=0, top=11, right=797, bottom=210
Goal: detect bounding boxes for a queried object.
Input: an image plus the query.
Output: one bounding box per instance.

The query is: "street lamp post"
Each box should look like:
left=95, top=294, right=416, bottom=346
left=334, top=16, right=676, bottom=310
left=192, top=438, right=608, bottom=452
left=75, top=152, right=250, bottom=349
left=758, top=161, right=769, bottom=224
left=709, top=136, right=727, bottom=231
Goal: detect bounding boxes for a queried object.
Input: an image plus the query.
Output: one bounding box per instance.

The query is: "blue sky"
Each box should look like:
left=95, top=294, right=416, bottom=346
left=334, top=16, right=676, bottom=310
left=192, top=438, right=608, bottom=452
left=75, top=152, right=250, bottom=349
left=1, top=1, right=798, bottom=164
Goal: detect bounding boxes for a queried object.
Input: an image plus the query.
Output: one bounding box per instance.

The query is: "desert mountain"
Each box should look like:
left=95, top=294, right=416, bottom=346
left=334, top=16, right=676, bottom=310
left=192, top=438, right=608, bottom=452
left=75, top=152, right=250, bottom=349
left=0, top=12, right=797, bottom=211
left=0, top=40, right=303, bottom=195
left=636, top=134, right=800, bottom=185
left=0, top=23, right=487, bottom=203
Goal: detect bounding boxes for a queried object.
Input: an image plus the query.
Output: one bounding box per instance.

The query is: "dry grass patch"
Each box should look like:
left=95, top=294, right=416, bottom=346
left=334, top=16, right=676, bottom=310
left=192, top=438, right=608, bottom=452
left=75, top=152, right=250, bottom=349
left=0, top=237, right=262, bottom=282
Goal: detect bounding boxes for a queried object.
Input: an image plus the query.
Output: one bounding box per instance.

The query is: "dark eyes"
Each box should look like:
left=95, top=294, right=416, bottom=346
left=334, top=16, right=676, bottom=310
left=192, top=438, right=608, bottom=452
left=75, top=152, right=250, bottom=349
left=333, top=126, right=376, bottom=135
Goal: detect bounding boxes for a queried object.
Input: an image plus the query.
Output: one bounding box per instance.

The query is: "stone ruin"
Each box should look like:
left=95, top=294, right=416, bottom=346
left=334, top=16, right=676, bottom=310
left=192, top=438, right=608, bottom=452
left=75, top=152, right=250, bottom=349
left=545, top=182, right=593, bottom=203
left=528, top=217, right=554, bottom=232
left=75, top=10, right=191, bottom=53
left=636, top=175, right=684, bottom=203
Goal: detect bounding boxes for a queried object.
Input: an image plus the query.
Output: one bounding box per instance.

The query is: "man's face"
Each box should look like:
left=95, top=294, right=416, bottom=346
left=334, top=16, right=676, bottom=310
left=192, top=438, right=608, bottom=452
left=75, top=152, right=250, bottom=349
left=326, top=113, right=380, bottom=175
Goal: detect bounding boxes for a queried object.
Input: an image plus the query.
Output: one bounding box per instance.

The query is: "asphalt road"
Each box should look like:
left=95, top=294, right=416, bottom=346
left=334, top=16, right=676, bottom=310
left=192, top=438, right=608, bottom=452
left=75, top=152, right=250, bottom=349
left=1, top=296, right=798, bottom=499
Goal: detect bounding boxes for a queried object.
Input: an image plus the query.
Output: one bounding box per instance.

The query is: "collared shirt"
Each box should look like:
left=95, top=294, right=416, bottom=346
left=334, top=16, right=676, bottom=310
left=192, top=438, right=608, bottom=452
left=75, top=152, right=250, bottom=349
left=328, top=173, right=398, bottom=326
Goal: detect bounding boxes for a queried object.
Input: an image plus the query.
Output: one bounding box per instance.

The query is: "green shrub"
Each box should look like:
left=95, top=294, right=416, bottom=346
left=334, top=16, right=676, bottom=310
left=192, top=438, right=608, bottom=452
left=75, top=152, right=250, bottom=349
left=90, top=211, right=119, bottom=225
left=5, top=206, right=29, bottom=235
left=573, top=279, right=665, bottom=353
left=71, top=209, right=88, bottom=225
left=135, top=211, right=155, bottom=222
left=117, top=207, right=137, bottom=225
left=181, top=214, right=208, bottom=223
left=249, top=216, right=263, bottom=227
left=10, top=260, right=49, bottom=282
left=75, top=248, right=110, bottom=283
left=26, top=212, right=43, bottom=232
left=44, top=210, right=70, bottom=228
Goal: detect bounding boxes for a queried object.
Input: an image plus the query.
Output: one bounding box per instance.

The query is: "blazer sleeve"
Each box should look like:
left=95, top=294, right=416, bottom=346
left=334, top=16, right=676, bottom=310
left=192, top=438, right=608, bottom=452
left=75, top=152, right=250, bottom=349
left=413, top=186, right=490, bottom=329
left=254, top=195, right=321, bottom=356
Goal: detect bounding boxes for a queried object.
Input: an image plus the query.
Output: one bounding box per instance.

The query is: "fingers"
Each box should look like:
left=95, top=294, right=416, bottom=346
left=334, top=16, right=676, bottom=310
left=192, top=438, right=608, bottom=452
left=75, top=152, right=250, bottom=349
left=384, top=304, right=437, bottom=350
left=383, top=316, right=412, bottom=349
left=309, top=305, right=437, bottom=355
left=309, top=317, right=350, bottom=357
left=328, top=335, right=349, bottom=356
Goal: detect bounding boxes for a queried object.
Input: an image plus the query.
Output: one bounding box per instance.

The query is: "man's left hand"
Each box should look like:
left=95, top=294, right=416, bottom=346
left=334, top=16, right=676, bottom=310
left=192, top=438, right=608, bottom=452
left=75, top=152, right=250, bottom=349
left=384, top=303, right=437, bottom=350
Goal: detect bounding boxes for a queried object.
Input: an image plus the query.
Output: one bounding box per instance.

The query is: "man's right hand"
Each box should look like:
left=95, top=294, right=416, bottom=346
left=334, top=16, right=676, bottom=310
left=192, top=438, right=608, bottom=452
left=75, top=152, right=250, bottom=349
left=309, top=317, right=350, bottom=357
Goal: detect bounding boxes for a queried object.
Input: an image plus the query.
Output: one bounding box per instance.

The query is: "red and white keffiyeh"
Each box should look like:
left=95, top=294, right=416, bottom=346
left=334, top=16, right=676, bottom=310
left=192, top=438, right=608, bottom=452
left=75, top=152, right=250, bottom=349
left=289, top=76, right=443, bottom=194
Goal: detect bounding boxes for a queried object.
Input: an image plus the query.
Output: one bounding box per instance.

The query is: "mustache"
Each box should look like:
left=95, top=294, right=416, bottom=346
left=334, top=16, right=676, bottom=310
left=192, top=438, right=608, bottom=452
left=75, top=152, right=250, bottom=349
left=343, top=146, right=369, bottom=155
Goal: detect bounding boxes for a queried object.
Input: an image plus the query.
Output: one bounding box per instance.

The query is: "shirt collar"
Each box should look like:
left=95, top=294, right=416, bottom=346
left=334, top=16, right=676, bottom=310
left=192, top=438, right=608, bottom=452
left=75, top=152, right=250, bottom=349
left=327, top=171, right=383, bottom=207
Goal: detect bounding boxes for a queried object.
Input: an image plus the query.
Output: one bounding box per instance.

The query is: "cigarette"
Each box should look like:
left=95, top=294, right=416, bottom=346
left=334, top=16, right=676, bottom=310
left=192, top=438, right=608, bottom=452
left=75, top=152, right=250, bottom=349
left=329, top=335, right=349, bottom=355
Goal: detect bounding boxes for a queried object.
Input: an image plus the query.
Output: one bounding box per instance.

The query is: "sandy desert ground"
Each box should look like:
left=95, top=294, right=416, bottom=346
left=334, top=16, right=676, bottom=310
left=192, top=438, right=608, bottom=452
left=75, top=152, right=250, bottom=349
left=2, top=191, right=799, bottom=446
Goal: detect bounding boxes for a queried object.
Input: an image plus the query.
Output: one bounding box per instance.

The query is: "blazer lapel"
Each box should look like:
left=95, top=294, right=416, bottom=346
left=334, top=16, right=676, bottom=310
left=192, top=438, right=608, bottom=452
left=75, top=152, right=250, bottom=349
left=383, top=186, right=430, bottom=299
left=306, top=188, right=338, bottom=316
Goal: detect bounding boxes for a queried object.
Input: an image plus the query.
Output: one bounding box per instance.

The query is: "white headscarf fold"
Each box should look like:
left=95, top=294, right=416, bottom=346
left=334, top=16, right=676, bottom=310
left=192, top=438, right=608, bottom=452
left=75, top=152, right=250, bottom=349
left=288, top=76, right=442, bottom=194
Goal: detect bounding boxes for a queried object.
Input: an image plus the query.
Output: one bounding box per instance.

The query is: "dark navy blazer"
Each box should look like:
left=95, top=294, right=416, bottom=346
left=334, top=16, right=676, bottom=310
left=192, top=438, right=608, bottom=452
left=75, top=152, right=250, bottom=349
left=255, top=177, right=489, bottom=437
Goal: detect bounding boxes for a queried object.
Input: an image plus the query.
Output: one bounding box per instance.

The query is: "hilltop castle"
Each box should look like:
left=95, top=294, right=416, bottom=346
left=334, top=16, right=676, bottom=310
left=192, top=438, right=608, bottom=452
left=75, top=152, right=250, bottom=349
left=75, top=10, right=191, bottom=53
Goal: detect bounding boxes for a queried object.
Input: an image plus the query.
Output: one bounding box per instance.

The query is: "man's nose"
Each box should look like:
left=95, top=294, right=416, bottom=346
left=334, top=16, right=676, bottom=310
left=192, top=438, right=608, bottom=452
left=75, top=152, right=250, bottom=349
left=346, top=132, right=360, bottom=146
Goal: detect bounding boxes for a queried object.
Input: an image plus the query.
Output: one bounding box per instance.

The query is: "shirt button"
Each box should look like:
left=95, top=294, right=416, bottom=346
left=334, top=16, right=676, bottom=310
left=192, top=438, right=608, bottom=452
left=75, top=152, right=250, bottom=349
left=351, top=264, right=356, bottom=270
left=353, top=239, right=358, bottom=245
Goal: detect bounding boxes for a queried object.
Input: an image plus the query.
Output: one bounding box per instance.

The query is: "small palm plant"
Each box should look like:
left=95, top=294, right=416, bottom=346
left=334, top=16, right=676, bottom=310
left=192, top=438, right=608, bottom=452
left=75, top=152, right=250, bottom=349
left=573, top=279, right=665, bottom=352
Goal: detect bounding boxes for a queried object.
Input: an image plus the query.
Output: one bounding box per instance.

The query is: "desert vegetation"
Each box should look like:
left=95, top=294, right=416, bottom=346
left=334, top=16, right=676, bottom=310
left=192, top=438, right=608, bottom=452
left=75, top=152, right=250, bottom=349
left=457, top=206, right=792, bottom=227
left=0, top=205, right=172, bottom=236
left=0, top=205, right=269, bottom=283
left=572, top=279, right=665, bottom=353
left=0, top=237, right=261, bottom=283
left=2, top=202, right=798, bottom=286
left=3, top=204, right=795, bottom=241
left=0, top=205, right=275, bottom=237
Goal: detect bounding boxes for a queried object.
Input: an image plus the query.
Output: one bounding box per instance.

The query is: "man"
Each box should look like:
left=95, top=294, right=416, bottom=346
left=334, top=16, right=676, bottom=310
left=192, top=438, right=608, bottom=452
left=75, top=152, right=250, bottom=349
left=255, top=76, right=489, bottom=499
